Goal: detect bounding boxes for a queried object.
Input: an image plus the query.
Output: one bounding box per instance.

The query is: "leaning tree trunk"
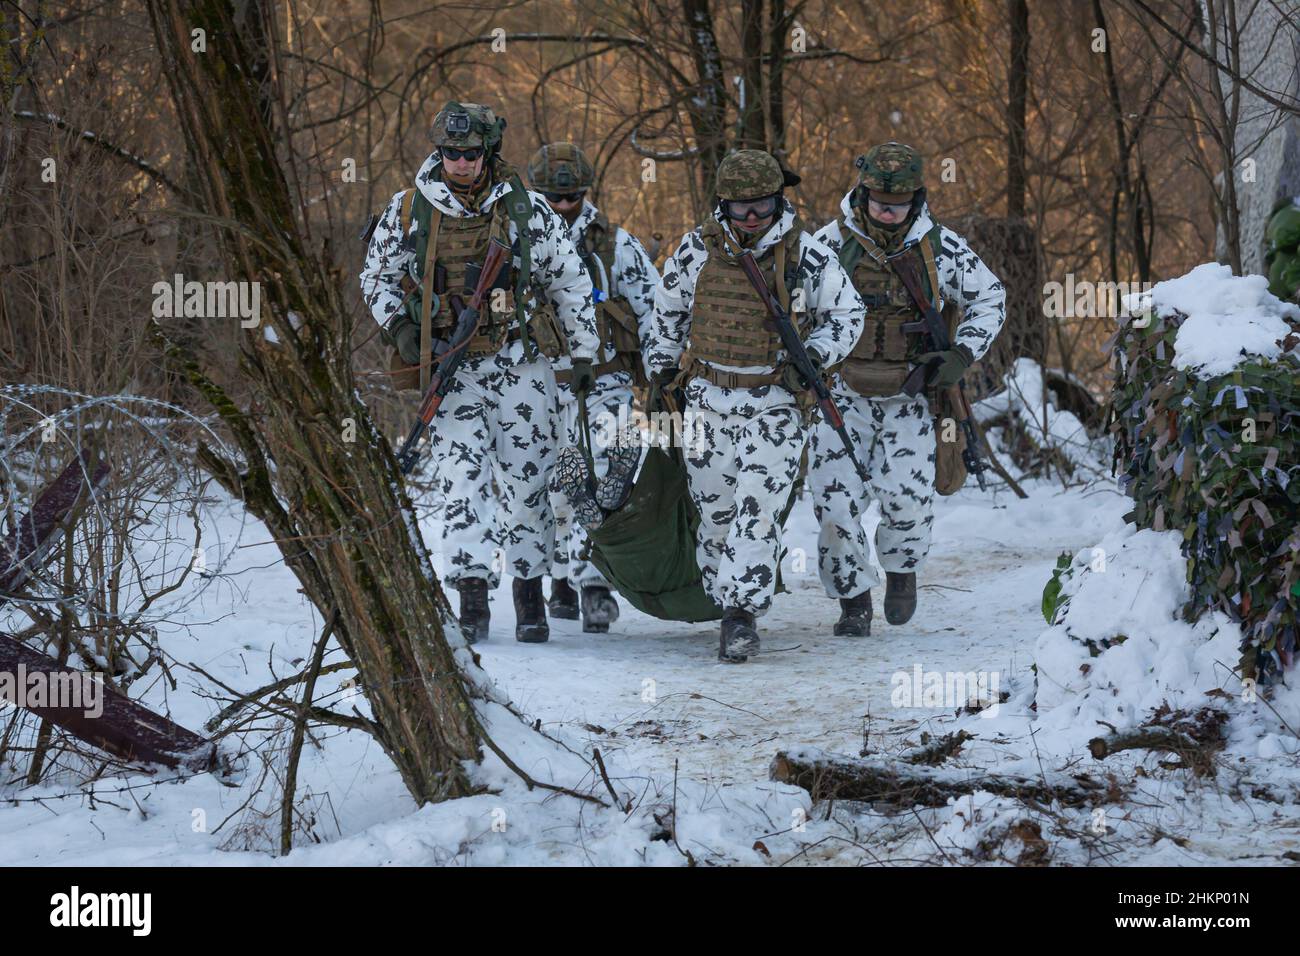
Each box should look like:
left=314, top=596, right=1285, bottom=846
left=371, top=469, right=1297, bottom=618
left=144, top=0, right=481, bottom=805
left=1006, top=0, right=1029, bottom=221
left=737, top=0, right=766, bottom=150
left=681, top=0, right=730, bottom=206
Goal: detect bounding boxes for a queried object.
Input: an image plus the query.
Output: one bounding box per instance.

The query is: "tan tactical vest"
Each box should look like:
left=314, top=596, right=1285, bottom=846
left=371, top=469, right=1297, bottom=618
left=405, top=188, right=518, bottom=356
left=683, top=220, right=804, bottom=383
left=837, top=219, right=942, bottom=397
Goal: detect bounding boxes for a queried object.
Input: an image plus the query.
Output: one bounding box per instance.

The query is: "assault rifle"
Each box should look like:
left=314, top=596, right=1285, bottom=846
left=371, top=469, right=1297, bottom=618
left=892, top=253, right=988, bottom=491
left=735, top=250, right=871, bottom=486
left=396, top=237, right=511, bottom=475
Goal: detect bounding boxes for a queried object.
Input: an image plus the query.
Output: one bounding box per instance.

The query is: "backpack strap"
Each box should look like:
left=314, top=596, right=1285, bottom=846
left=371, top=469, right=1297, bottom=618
left=775, top=233, right=792, bottom=313
left=920, top=223, right=943, bottom=311
left=837, top=230, right=866, bottom=274
left=589, top=213, right=625, bottom=286
left=416, top=197, right=442, bottom=392
left=783, top=224, right=806, bottom=307
left=496, top=163, right=536, bottom=355
left=400, top=188, right=417, bottom=236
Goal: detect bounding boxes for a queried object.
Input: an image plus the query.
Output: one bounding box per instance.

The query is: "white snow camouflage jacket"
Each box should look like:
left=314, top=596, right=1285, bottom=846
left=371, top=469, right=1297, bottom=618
left=646, top=201, right=866, bottom=416
left=551, top=199, right=659, bottom=383
left=359, top=154, right=600, bottom=364
left=815, top=190, right=1007, bottom=365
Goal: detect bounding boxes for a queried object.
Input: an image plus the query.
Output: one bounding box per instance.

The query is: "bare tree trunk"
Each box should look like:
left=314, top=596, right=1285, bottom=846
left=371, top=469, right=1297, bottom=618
left=767, top=0, right=789, bottom=163
left=681, top=0, right=729, bottom=203
left=144, top=0, right=482, bottom=805
left=1207, top=0, right=1244, bottom=273
left=1094, top=0, right=1131, bottom=283
left=1006, top=0, right=1030, bottom=220
left=738, top=0, right=766, bottom=149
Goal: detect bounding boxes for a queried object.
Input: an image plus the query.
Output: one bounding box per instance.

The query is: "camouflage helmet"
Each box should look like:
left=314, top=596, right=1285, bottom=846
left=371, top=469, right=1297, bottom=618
left=715, top=149, right=800, bottom=201
left=527, top=143, right=595, bottom=192
left=854, top=142, right=924, bottom=193
left=430, top=101, right=505, bottom=153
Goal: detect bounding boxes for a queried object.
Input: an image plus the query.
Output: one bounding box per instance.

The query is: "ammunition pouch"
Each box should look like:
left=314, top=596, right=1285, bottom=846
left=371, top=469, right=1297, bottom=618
left=527, top=301, right=566, bottom=361
left=834, top=357, right=911, bottom=398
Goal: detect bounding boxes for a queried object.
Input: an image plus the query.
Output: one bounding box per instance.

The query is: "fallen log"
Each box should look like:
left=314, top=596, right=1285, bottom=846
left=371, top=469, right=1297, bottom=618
left=1088, top=726, right=1217, bottom=776
left=901, top=730, right=974, bottom=766
left=1, top=446, right=218, bottom=775
left=0, top=632, right=218, bottom=773
left=770, top=747, right=1108, bottom=809
left=0, top=447, right=110, bottom=597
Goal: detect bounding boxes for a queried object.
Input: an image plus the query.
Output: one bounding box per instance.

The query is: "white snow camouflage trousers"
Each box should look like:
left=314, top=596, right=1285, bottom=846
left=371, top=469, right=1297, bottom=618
left=685, top=405, right=803, bottom=615
left=809, top=393, right=936, bottom=598
left=428, top=352, right=559, bottom=588
left=549, top=380, right=635, bottom=587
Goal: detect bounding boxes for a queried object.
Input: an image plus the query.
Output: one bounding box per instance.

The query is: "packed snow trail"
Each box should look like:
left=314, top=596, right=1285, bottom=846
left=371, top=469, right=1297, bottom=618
left=462, top=481, right=1125, bottom=789
left=5, top=475, right=1297, bottom=865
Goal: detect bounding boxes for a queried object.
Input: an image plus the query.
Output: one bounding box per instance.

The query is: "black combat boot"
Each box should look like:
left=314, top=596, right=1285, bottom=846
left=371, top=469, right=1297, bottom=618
left=883, top=572, right=917, bottom=625
left=834, top=589, right=872, bottom=637
left=456, top=578, right=491, bottom=644
left=718, top=607, right=759, bottom=663
left=513, top=576, right=550, bottom=643
left=550, top=446, right=604, bottom=532
left=548, top=578, right=579, bottom=620
left=580, top=584, right=620, bottom=633
left=595, top=442, right=642, bottom=512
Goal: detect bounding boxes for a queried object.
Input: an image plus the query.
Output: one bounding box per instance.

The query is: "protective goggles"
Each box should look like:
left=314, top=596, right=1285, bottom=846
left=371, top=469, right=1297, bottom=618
left=543, top=190, right=586, bottom=204
left=720, top=194, right=780, bottom=221
left=441, top=145, right=484, bottom=162
left=866, top=195, right=913, bottom=216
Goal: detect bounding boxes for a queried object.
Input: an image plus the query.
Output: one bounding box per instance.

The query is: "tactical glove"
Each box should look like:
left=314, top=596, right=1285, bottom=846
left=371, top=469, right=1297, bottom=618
left=650, top=367, right=679, bottom=392
left=570, top=358, right=595, bottom=396
left=916, top=345, right=973, bottom=389
left=393, top=320, right=423, bottom=366
left=779, top=347, right=824, bottom=394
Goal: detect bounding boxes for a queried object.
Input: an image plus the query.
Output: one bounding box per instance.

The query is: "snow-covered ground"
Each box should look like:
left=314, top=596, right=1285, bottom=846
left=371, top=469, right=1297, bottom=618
left=2, top=467, right=1298, bottom=866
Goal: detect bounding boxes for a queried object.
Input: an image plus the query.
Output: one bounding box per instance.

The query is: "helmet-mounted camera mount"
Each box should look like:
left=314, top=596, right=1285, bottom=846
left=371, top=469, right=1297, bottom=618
left=445, top=111, right=472, bottom=137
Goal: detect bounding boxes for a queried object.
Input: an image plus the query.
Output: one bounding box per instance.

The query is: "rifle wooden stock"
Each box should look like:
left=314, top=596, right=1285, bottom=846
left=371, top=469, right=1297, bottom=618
left=890, top=252, right=988, bottom=490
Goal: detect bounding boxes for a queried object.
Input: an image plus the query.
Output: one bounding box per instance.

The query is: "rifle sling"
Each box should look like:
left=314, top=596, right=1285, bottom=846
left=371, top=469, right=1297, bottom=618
left=418, top=206, right=443, bottom=392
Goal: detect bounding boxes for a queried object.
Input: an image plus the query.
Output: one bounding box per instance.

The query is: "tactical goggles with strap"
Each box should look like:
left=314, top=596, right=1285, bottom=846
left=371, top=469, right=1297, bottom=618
left=867, top=195, right=913, bottom=217
left=720, top=194, right=780, bottom=222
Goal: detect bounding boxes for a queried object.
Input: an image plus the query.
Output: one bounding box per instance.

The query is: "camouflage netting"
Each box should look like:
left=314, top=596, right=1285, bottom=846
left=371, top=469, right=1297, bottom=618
left=1107, top=290, right=1300, bottom=683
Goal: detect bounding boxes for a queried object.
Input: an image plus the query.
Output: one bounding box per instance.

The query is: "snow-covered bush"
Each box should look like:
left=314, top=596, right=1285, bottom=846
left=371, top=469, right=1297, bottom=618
left=1108, top=264, right=1300, bottom=681
left=1033, top=524, right=1241, bottom=745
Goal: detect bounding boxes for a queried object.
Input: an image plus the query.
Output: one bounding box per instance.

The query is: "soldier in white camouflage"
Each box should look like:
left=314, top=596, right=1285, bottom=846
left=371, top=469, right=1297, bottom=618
left=359, top=102, right=600, bottom=645
left=811, top=142, right=1006, bottom=636
left=527, top=143, right=660, bottom=633
left=646, top=149, right=866, bottom=663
